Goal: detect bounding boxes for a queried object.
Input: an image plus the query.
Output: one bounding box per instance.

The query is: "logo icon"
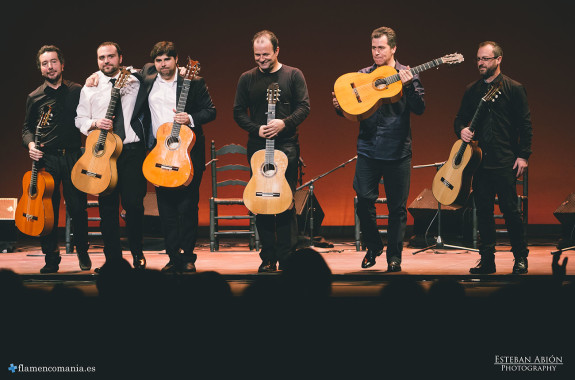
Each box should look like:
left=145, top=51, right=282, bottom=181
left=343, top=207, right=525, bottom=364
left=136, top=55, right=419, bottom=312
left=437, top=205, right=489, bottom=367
left=8, top=364, right=17, bottom=373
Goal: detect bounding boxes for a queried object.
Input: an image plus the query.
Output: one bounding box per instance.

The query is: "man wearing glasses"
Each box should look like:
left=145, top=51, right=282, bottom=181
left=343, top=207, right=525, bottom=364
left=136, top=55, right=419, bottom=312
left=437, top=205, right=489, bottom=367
left=455, top=41, right=533, bottom=274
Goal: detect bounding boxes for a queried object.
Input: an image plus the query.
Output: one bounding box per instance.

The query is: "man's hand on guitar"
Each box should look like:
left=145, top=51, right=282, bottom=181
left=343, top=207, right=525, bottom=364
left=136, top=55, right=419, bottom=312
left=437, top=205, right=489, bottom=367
left=28, top=142, right=44, bottom=161
left=398, top=67, right=413, bottom=86
left=460, top=127, right=474, bottom=143
left=173, top=109, right=192, bottom=126
left=331, top=92, right=342, bottom=110
left=92, top=118, right=113, bottom=131
left=259, top=119, right=285, bottom=139
left=513, top=158, right=528, bottom=178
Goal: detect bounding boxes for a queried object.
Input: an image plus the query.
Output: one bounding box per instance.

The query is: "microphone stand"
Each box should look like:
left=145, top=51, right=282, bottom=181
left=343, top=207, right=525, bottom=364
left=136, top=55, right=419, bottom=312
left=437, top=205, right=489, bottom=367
left=296, top=156, right=357, bottom=246
left=411, top=162, right=478, bottom=254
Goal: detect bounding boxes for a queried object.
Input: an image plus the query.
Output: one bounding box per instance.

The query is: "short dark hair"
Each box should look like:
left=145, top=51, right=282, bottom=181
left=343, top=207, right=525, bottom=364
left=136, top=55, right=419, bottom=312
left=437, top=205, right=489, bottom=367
left=252, top=30, right=279, bottom=51
left=371, top=26, right=397, bottom=48
left=36, top=45, right=64, bottom=70
left=479, top=41, right=503, bottom=57
left=97, top=41, right=122, bottom=56
left=150, top=41, right=178, bottom=59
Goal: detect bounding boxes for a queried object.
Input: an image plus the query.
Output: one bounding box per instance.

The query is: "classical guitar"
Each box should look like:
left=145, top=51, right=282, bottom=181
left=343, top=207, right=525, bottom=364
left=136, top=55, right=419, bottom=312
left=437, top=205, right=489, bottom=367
left=71, top=67, right=131, bottom=195
left=334, top=53, right=464, bottom=121
left=142, top=58, right=199, bottom=187
left=15, top=105, right=55, bottom=237
left=243, top=83, right=293, bottom=215
left=432, top=82, right=503, bottom=207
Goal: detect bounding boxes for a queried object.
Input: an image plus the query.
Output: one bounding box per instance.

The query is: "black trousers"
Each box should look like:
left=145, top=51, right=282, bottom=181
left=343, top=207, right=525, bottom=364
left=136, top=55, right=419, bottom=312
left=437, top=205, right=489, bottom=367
left=98, top=143, right=147, bottom=261
left=353, top=154, right=411, bottom=264
left=247, top=140, right=299, bottom=265
left=472, top=167, right=528, bottom=259
left=40, top=149, right=88, bottom=257
left=155, top=164, right=204, bottom=265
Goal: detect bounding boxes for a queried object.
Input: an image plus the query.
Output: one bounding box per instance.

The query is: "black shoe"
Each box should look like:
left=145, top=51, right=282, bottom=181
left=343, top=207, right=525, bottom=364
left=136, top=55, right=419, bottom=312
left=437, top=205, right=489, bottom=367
left=40, top=255, right=61, bottom=274
left=512, top=257, right=528, bottom=274
left=361, top=249, right=383, bottom=269
left=133, top=254, right=146, bottom=270
left=387, top=261, right=402, bottom=272
left=469, top=258, right=496, bottom=274
left=258, top=260, right=277, bottom=273
left=161, top=261, right=180, bottom=273
left=40, top=263, right=60, bottom=274
left=77, top=252, right=92, bottom=271
left=94, top=267, right=101, bottom=274
left=182, top=262, right=197, bottom=273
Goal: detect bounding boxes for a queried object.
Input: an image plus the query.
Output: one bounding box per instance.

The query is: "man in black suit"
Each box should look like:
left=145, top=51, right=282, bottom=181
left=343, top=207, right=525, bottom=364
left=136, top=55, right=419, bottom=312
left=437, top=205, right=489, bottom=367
left=143, top=41, right=216, bottom=272
left=76, top=42, right=150, bottom=271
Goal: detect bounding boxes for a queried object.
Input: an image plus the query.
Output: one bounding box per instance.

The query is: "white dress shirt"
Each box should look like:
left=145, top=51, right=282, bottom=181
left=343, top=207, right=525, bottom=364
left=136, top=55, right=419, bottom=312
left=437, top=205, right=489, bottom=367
left=148, top=72, right=194, bottom=138
left=75, top=69, right=141, bottom=144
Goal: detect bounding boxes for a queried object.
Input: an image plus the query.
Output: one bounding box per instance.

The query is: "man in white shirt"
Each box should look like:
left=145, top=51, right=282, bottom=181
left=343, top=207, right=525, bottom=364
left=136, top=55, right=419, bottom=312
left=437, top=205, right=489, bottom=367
left=143, top=41, right=216, bottom=273
left=75, top=41, right=149, bottom=271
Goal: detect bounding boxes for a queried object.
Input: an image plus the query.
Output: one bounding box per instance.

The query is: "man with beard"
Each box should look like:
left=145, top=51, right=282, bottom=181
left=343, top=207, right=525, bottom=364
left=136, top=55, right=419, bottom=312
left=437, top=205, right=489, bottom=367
left=143, top=41, right=216, bottom=273
left=76, top=42, right=149, bottom=271
left=22, top=45, right=91, bottom=273
left=332, top=26, right=424, bottom=272
left=455, top=41, right=532, bottom=274
left=233, top=30, right=310, bottom=272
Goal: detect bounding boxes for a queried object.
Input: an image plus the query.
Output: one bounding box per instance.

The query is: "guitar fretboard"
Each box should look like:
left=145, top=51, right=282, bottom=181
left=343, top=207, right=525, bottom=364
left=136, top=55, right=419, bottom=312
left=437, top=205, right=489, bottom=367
left=97, top=87, right=121, bottom=146
left=375, top=58, right=444, bottom=87
left=265, top=103, right=277, bottom=164
left=170, top=78, right=192, bottom=139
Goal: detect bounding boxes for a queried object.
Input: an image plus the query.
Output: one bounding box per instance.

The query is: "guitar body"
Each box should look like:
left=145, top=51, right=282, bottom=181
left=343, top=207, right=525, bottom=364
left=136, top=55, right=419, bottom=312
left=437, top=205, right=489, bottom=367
left=71, top=130, right=123, bottom=196
left=142, top=122, right=196, bottom=187
left=15, top=169, right=55, bottom=237
left=432, top=140, right=482, bottom=207
left=334, top=65, right=403, bottom=121
left=243, top=149, right=293, bottom=215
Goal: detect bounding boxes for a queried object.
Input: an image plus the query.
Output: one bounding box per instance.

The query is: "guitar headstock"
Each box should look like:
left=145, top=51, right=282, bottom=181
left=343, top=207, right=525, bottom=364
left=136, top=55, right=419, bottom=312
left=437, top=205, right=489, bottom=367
left=39, top=104, right=53, bottom=126
left=267, top=83, right=280, bottom=104
left=482, top=81, right=503, bottom=102
left=114, top=67, right=133, bottom=89
left=442, top=53, right=464, bottom=65
left=183, top=57, right=200, bottom=80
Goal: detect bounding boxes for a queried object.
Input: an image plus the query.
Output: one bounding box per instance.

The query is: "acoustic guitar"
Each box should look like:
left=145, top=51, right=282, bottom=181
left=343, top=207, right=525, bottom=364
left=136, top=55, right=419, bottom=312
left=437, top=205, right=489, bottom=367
left=243, top=83, right=293, bottom=215
left=15, top=105, right=55, bottom=237
left=432, top=82, right=503, bottom=207
left=71, top=67, right=131, bottom=195
left=334, top=53, right=464, bottom=121
left=142, top=58, right=199, bottom=187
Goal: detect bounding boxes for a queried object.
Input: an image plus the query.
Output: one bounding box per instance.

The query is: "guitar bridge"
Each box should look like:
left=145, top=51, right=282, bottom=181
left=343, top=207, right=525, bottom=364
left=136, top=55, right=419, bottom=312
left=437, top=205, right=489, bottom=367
left=440, top=177, right=454, bottom=190
left=255, top=192, right=280, bottom=198
left=350, top=83, right=362, bottom=103
left=155, top=163, right=180, bottom=171
left=81, top=169, right=102, bottom=179
left=23, top=213, right=39, bottom=221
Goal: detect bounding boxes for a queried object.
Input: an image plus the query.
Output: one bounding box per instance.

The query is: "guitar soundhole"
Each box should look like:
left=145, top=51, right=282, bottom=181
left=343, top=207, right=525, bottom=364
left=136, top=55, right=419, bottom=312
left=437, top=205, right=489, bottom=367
left=261, top=163, right=277, bottom=177
left=166, top=136, right=180, bottom=150
left=374, top=79, right=388, bottom=90
left=93, top=143, right=106, bottom=157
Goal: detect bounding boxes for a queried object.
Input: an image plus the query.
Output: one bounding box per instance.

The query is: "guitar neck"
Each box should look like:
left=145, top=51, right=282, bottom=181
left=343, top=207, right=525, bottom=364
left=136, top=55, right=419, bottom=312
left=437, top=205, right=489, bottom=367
left=454, top=98, right=487, bottom=163
left=265, top=103, right=276, bottom=163
left=170, top=78, right=192, bottom=138
left=98, top=88, right=122, bottom=144
left=376, top=57, right=444, bottom=86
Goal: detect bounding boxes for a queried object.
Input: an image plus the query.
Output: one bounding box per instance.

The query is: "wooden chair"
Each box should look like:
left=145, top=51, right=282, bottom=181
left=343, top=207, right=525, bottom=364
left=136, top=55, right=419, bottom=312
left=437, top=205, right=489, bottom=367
left=209, top=141, right=259, bottom=251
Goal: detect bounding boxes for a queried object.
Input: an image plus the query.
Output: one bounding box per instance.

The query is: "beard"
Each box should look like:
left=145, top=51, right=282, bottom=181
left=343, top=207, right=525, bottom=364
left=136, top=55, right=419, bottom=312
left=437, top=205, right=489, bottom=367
left=480, top=65, right=498, bottom=79
left=43, top=71, right=62, bottom=85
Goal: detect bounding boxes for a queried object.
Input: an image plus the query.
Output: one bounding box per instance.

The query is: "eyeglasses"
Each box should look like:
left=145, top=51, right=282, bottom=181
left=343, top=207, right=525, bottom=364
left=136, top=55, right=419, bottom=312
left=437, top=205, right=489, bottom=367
left=476, top=56, right=498, bottom=62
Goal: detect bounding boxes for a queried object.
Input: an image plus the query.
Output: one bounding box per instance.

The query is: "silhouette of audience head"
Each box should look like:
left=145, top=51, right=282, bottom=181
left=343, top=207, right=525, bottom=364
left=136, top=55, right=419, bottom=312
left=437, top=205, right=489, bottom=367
left=280, top=247, right=333, bottom=299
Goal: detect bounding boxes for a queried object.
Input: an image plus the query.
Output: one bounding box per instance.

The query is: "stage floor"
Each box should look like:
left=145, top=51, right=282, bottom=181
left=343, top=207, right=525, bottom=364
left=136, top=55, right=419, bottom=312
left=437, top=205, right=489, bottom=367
left=1, top=236, right=573, bottom=297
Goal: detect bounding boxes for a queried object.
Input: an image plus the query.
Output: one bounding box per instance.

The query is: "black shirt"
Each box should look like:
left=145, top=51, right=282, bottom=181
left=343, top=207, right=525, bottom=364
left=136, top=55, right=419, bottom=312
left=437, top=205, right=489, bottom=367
left=22, top=79, right=83, bottom=151
left=233, top=65, right=310, bottom=144
left=454, top=73, right=532, bottom=169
